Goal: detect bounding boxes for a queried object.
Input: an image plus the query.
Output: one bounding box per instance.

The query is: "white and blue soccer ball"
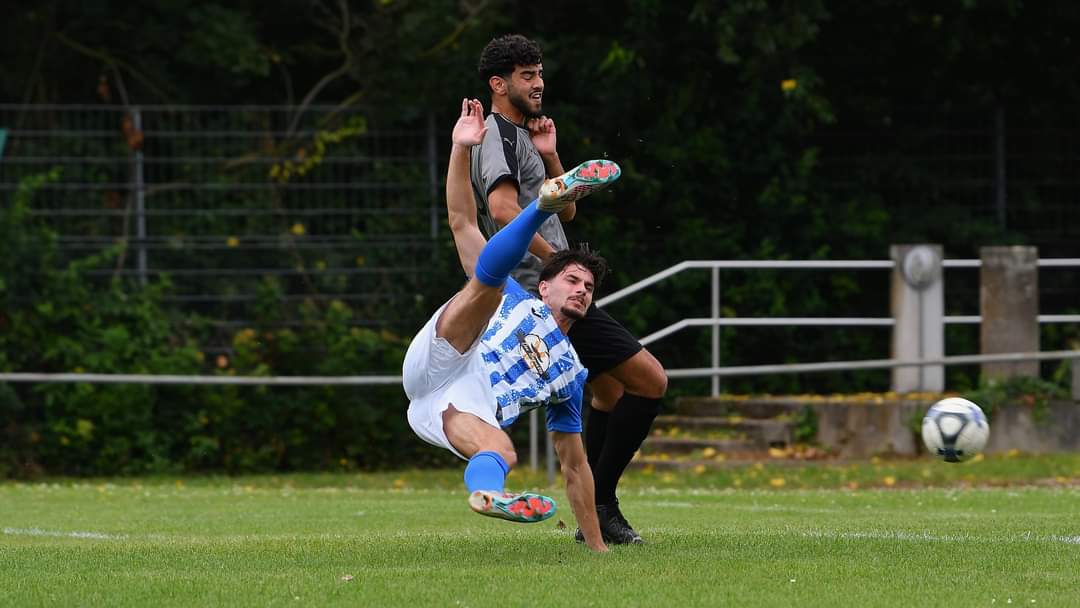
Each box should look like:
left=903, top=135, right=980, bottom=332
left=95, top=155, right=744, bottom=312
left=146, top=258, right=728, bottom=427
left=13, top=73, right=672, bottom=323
left=921, top=397, right=990, bottom=463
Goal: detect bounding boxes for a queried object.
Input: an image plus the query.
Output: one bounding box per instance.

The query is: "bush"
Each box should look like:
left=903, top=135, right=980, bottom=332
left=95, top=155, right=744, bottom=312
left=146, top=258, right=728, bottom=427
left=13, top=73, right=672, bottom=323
left=1, top=172, right=453, bottom=477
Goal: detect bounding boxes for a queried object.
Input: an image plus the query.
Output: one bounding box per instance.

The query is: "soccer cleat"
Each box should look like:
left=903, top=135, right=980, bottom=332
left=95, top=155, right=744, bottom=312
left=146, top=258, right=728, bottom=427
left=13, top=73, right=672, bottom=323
left=468, top=490, right=556, bottom=523
left=537, top=159, right=621, bottom=213
left=574, top=499, right=644, bottom=544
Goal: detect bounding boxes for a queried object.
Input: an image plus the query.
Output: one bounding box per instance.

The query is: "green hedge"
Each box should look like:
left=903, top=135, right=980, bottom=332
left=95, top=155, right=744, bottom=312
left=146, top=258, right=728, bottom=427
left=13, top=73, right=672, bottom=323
left=1, top=172, right=456, bottom=477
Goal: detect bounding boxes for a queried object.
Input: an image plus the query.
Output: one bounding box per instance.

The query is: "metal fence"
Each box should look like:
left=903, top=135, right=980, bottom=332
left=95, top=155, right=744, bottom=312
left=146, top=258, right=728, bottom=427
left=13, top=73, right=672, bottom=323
left=0, top=104, right=446, bottom=331
left=3, top=104, right=1079, bottom=332
left=812, top=105, right=1080, bottom=256
left=596, top=257, right=1080, bottom=395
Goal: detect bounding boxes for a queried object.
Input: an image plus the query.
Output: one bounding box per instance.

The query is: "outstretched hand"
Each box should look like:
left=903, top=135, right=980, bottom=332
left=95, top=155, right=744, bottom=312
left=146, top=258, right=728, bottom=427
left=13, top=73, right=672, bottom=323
left=452, top=98, right=487, bottom=147
left=527, top=116, right=557, bottom=156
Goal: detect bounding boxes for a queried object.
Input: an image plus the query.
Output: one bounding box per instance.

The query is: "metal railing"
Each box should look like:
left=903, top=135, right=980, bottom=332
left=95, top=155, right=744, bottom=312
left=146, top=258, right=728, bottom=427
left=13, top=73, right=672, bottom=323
left=597, top=258, right=1080, bottom=395
left=4, top=256, right=1079, bottom=478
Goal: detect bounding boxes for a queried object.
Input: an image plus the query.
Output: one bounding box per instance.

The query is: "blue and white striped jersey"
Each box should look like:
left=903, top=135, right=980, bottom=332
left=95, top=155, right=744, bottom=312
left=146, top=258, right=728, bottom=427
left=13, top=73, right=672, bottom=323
left=480, top=278, right=588, bottom=433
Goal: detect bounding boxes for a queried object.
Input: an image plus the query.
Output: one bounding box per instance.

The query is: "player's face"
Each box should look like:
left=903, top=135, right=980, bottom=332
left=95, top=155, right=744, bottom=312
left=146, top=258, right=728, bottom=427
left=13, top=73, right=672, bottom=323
left=505, top=63, right=544, bottom=119
left=541, top=263, right=594, bottom=321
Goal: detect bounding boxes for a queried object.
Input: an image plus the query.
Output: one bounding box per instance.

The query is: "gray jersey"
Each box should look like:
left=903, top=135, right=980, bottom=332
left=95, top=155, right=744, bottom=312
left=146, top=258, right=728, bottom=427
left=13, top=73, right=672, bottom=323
left=471, top=113, right=568, bottom=291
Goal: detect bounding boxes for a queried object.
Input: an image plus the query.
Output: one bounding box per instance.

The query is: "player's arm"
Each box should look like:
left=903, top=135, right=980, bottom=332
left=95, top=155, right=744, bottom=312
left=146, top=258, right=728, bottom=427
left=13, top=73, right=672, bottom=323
left=447, top=99, right=488, bottom=275
left=551, top=431, right=608, bottom=553
left=488, top=181, right=558, bottom=262
left=528, top=116, right=574, bottom=223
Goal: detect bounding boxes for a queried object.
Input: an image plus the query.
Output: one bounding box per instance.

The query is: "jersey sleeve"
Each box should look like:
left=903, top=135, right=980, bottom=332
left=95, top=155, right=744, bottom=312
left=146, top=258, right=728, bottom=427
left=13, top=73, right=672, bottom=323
left=502, top=277, right=527, bottom=298
left=545, top=370, right=587, bottom=434
left=477, top=116, right=519, bottom=195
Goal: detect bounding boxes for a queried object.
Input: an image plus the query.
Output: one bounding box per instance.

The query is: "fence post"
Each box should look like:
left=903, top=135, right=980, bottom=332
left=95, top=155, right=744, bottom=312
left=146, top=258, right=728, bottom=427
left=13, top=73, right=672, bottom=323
left=890, top=244, right=944, bottom=392
left=980, top=246, right=1039, bottom=380
left=132, top=107, right=148, bottom=286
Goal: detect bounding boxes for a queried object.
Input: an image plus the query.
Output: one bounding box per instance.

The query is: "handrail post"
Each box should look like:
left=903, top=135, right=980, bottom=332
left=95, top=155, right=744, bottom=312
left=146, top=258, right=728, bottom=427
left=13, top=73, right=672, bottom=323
left=711, top=265, right=721, bottom=396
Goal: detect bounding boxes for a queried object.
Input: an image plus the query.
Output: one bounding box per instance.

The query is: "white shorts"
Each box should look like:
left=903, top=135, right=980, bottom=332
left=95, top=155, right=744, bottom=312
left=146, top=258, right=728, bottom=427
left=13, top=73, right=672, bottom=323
left=402, top=299, right=500, bottom=460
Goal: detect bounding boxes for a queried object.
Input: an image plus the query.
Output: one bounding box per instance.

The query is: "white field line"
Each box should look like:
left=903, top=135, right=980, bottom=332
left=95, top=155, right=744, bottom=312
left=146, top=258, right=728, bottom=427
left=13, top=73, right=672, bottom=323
left=3, top=527, right=128, bottom=540
left=796, top=528, right=1080, bottom=545
left=4, top=523, right=1077, bottom=546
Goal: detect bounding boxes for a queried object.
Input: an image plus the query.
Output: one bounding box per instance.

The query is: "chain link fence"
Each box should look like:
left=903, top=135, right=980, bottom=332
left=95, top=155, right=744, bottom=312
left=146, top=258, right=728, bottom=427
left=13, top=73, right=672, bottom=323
left=2, top=104, right=1077, bottom=332
left=0, top=104, right=453, bottom=333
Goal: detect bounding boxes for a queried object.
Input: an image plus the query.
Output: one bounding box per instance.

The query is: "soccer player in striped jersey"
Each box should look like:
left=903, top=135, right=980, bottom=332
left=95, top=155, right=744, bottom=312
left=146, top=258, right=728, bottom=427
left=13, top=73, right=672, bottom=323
left=402, top=98, right=620, bottom=552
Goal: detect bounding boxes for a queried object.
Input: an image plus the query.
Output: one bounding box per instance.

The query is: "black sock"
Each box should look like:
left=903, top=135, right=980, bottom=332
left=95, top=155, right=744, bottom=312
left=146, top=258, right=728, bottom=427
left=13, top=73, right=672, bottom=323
left=584, top=406, right=609, bottom=472
left=594, top=394, right=662, bottom=505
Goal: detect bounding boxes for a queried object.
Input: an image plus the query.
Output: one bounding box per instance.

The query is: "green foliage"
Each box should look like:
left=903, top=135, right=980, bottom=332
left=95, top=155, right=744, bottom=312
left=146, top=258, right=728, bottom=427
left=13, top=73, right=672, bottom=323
left=178, top=5, right=271, bottom=78
left=1, top=174, right=447, bottom=477
left=967, top=375, right=1070, bottom=423
left=792, top=406, right=818, bottom=443
left=1, top=172, right=203, bottom=475
left=4, top=2, right=1080, bottom=474
left=190, top=286, right=449, bottom=473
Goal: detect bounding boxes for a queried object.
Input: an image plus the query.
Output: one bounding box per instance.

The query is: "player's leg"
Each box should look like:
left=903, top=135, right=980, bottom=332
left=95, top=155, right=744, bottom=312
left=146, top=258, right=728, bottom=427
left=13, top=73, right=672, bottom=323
left=443, top=404, right=518, bottom=478
left=590, top=351, right=666, bottom=534
left=583, top=373, right=621, bottom=472
left=569, top=305, right=667, bottom=544
left=436, top=197, right=561, bottom=352
left=443, top=406, right=556, bottom=523
left=437, top=159, right=622, bottom=352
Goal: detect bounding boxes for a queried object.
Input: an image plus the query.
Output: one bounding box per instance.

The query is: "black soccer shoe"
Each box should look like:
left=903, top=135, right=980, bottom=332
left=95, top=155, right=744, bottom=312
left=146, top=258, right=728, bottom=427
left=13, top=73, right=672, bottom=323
left=600, top=500, right=644, bottom=544
left=574, top=499, right=644, bottom=545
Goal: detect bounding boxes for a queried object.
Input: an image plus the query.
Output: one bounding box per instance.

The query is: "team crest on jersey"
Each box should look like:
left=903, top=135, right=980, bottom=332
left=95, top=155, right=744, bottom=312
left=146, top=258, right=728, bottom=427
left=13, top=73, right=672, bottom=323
left=517, top=331, right=551, bottom=378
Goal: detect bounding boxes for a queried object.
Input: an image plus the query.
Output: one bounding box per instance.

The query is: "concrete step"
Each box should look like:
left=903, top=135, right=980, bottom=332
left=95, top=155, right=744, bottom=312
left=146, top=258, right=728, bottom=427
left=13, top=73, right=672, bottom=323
left=640, top=436, right=757, bottom=454
left=673, top=396, right=809, bottom=419
left=652, top=415, right=794, bottom=447
left=631, top=445, right=836, bottom=470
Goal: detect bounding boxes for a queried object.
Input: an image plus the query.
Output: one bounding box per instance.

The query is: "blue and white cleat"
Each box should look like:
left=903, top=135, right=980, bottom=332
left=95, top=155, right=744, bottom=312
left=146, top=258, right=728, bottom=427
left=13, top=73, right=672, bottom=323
left=468, top=490, right=557, bottom=523
left=537, top=159, right=621, bottom=212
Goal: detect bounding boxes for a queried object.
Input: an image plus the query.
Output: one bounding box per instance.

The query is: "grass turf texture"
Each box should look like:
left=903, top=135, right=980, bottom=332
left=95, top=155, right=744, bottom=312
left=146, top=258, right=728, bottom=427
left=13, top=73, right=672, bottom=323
left=2, top=455, right=1079, bottom=607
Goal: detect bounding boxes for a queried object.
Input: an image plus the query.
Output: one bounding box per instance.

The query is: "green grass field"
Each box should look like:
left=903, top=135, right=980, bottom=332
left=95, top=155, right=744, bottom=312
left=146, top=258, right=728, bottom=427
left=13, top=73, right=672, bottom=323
left=3, top=456, right=1079, bottom=607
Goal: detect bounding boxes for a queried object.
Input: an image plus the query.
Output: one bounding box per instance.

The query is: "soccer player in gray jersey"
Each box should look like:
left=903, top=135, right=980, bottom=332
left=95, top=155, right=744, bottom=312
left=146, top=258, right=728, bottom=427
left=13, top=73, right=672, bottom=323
left=472, top=34, right=669, bottom=545
left=404, top=98, right=621, bottom=552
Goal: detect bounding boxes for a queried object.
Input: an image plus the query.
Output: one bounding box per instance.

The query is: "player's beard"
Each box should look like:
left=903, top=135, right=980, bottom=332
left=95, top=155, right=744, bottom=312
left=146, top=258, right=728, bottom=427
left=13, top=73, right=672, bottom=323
left=561, top=302, right=586, bottom=321
left=508, top=87, right=543, bottom=119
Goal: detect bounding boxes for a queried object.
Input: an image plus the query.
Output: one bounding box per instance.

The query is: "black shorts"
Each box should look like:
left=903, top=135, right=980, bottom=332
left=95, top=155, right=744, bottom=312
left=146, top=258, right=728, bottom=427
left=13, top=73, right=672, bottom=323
left=567, top=303, right=643, bottom=381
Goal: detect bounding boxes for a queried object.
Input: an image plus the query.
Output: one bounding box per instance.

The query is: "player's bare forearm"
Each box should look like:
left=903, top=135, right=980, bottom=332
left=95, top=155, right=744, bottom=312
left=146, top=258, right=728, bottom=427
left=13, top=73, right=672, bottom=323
left=539, top=152, right=575, bottom=222
left=557, top=202, right=576, bottom=222
left=490, top=184, right=557, bottom=261
left=552, top=432, right=608, bottom=553
left=446, top=143, right=484, bottom=275
left=541, top=151, right=564, bottom=179
left=446, top=98, right=489, bottom=275
left=528, top=233, right=556, bottom=261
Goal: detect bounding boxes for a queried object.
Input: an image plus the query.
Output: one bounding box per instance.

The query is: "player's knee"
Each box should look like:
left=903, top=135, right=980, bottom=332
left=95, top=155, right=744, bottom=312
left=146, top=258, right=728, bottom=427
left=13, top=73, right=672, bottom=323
left=589, top=376, right=624, bottom=411
left=499, top=449, right=518, bottom=470
left=629, top=353, right=668, bottom=399
left=650, top=367, right=669, bottom=398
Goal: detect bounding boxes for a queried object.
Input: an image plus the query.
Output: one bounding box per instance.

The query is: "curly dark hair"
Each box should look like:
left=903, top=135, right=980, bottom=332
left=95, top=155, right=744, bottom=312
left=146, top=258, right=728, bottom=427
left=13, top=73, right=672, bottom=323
left=477, top=34, right=543, bottom=81
left=538, top=245, right=609, bottom=292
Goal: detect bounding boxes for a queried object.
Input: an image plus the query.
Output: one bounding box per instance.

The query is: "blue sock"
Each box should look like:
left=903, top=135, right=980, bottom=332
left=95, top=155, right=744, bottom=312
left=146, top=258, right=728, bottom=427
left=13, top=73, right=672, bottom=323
left=474, top=200, right=551, bottom=287
left=463, top=451, right=510, bottom=493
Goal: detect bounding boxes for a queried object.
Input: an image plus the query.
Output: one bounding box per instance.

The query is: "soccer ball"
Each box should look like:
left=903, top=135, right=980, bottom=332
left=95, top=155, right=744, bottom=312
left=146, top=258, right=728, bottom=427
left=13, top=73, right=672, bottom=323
left=921, top=397, right=990, bottom=463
